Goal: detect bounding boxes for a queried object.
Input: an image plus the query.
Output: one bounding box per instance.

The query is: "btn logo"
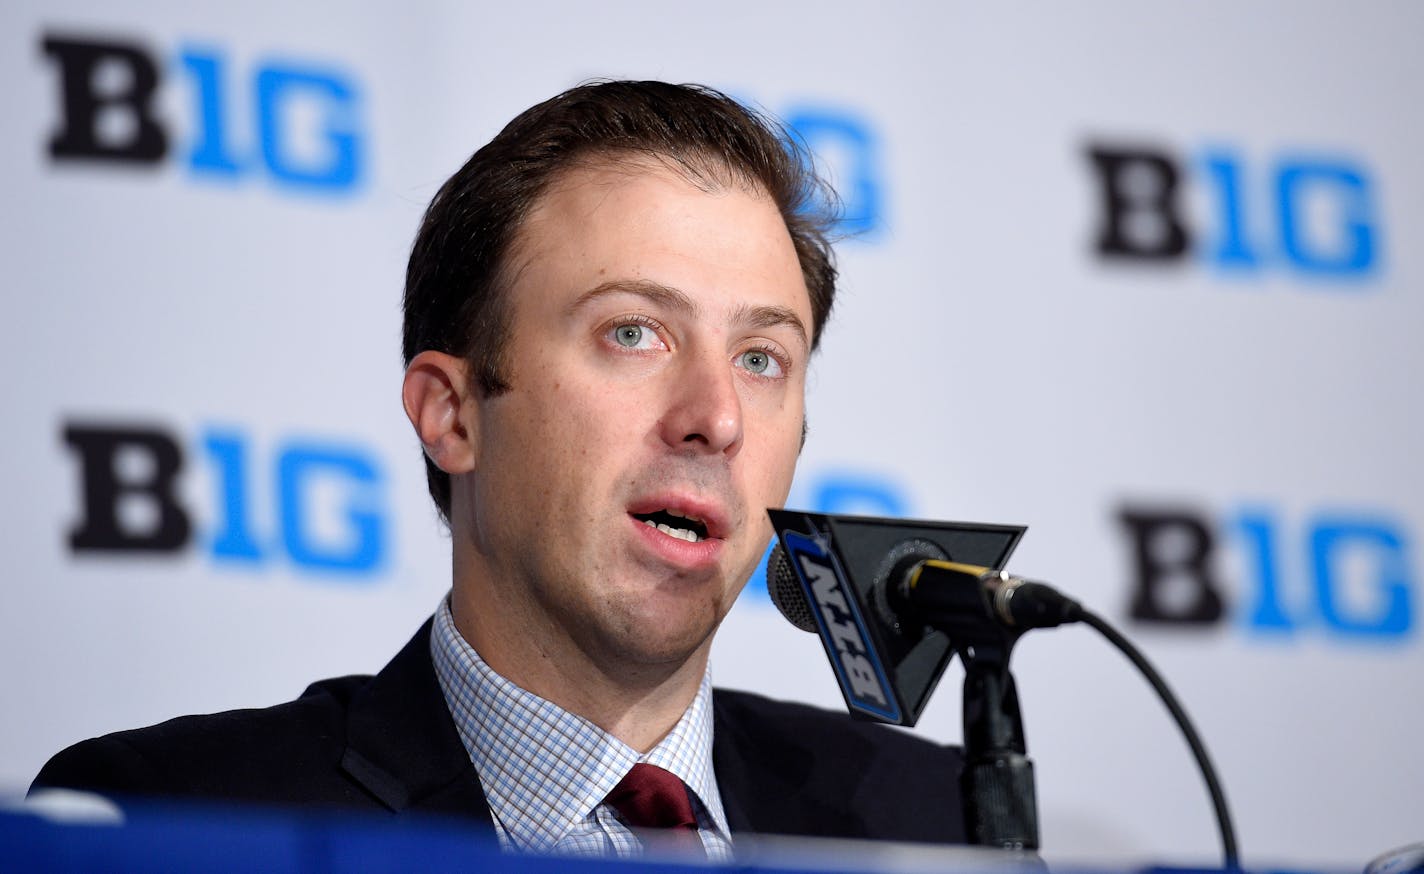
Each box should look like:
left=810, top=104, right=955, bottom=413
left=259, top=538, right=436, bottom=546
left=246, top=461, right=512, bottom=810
left=40, top=31, right=364, bottom=193
left=1119, top=503, right=1414, bottom=640
left=63, top=421, right=387, bottom=576
left=782, top=528, right=899, bottom=721
left=1086, top=141, right=1380, bottom=278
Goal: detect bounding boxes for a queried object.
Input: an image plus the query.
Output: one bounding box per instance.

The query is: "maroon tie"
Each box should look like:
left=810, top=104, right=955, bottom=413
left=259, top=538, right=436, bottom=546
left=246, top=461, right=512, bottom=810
left=603, top=763, right=705, bottom=857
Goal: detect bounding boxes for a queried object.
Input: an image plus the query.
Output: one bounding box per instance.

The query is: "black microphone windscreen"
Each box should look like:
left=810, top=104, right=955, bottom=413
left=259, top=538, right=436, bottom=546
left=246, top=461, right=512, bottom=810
left=766, top=544, right=817, bottom=632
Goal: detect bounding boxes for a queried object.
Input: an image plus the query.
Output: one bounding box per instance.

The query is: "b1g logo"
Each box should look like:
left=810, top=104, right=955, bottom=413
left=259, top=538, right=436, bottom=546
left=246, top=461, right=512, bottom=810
left=1086, top=142, right=1381, bottom=278
left=1119, top=503, right=1415, bottom=640
left=63, top=421, right=388, bottom=576
left=40, top=32, right=364, bottom=193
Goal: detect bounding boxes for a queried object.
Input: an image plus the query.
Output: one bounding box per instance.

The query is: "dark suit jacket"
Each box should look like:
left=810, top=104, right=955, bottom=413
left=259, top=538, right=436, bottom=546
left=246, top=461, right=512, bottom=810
left=33, top=620, right=967, bottom=844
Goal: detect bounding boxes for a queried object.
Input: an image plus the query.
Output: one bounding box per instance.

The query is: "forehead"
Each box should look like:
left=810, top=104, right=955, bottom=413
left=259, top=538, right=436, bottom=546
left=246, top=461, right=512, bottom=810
left=502, top=156, right=812, bottom=328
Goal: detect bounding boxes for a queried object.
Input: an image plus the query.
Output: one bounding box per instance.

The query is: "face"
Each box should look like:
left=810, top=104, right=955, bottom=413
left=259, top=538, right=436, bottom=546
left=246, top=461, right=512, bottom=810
left=455, top=158, right=811, bottom=677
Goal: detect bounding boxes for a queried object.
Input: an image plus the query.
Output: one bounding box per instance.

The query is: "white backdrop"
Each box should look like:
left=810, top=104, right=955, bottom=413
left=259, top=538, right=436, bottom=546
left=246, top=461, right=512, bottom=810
left=3, top=1, right=1420, bottom=868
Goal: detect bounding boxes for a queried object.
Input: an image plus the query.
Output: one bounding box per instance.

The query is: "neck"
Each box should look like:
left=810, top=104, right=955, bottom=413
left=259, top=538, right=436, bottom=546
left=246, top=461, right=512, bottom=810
left=448, top=578, right=710, bottom=754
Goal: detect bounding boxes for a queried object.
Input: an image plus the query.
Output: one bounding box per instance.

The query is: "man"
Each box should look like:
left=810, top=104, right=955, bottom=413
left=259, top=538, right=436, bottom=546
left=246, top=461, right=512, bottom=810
left=34, top=81, right=966, bottom=857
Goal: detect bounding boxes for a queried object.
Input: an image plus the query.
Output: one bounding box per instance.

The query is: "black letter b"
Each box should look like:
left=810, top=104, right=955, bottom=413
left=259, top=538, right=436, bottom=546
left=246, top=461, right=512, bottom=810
left=42, top=34, right=167, bottom=164
left=64, top=424, right=190, bottom=553
left=1119, top=507, right=1224, bottom=624
left=1087, top=145, right=1191, bottom=260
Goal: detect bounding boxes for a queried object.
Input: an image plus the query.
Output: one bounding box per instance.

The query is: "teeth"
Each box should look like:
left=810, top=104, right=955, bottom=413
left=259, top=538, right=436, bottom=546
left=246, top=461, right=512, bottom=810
left=642, top=518, right=704, bottom=542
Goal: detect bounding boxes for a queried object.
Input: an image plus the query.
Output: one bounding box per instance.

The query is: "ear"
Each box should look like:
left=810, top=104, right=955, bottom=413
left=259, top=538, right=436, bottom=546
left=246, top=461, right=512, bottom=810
left=402, top=351, right=478, bottom=475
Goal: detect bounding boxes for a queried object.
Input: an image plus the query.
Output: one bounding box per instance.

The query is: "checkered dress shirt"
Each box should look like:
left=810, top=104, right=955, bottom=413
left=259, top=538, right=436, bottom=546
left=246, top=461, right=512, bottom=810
left=430, top=597, right=734, bottom=860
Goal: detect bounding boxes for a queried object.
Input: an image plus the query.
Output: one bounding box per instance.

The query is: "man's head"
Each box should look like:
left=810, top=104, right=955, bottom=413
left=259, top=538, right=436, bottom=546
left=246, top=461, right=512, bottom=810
left=402, top=81, right=838, bottom=524
left=400, top=81, right=840, bottom=707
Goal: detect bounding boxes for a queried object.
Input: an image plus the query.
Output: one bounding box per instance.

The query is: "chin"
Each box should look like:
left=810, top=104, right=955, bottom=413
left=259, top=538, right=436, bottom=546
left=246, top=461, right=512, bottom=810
left=603, top=601, right=724, bottom=668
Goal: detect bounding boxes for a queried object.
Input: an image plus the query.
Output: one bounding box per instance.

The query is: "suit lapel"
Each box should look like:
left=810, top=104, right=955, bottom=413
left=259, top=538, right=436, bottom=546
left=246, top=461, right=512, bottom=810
left=712, top=690, right=861, bottom=838
left=340, top=619, right=493, bottom=825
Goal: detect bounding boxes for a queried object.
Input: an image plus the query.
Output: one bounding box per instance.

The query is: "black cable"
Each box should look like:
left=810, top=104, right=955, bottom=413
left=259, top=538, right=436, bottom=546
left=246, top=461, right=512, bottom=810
left=1078, top=608, right=1240, bottom=870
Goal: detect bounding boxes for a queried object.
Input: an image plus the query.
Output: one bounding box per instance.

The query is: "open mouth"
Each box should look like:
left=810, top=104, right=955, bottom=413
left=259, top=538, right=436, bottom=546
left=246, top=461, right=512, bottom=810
left=631, top=509, right=710, bottom=543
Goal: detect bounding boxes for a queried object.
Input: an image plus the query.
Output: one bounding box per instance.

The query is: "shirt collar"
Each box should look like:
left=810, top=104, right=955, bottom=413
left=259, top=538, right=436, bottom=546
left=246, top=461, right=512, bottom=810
left=430, top=596, right=728, bottom=853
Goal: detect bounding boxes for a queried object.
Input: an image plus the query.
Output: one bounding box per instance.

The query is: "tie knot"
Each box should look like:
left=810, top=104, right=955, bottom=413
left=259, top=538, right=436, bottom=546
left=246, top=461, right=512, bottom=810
left=604, top=763, right=698, bottom=832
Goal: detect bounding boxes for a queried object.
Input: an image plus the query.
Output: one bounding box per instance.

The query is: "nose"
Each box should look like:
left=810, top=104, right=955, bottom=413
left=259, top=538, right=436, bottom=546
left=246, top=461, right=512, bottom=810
left=658, top=348, right=744, bottom=457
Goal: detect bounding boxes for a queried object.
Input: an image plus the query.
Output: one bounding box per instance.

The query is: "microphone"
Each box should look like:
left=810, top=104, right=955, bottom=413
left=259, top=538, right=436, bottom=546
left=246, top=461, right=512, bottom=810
left=765, top=509, right=1044, bottom=848
left=766, top=509, right=1241, bottom=866
left=770, top=550, right=1082, bottom=632
left=763, top=508, right=1026, bottom=727
left=891, top=560, right=1084, bottom=631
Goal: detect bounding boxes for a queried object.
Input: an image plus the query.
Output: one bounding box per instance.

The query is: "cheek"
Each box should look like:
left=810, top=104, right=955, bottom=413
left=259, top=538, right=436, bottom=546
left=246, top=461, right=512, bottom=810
left=746, top=421, right=803, bottom=503
left=531, top=378, right=650, bottom=491
left=555, top=377, right=634, bottom=443
left=748, top=393, right=804, bottom=464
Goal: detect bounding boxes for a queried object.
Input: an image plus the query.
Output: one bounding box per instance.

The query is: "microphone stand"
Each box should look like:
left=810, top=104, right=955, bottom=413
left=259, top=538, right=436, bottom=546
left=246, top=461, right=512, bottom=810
left=960, top=642, right=1037, bottom=849
left=907, top=575, right=1039, bottom=849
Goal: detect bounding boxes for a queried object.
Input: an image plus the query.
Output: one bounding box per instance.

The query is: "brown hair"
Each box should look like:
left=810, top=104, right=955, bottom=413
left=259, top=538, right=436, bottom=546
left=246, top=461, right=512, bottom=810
left=402, top=80, right=839, bottom=523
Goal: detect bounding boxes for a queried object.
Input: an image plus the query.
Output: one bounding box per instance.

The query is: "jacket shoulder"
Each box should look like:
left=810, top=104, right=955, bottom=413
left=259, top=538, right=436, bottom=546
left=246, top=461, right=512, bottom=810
left=31, top=674, right=373, bottom=806
left=712, top=688, right=966, bottom=843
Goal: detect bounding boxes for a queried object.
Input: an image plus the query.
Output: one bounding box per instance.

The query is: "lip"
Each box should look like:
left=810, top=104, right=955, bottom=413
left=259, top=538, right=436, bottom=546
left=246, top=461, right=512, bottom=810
left=628, top=515, right=724, bottom=570
left=626, top=493, right=731, bottom=540
left=626, top=492, right=732, bottom=571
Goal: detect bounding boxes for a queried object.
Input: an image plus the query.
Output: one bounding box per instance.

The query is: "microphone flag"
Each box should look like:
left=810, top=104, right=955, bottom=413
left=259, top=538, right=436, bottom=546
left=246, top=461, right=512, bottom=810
left=766, top=508, right=1025, bottom=728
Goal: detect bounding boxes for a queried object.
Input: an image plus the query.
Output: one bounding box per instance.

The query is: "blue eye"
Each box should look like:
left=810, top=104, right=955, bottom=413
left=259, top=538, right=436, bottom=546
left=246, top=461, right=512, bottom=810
left=738, top=349, right=782, bottom=377
left=607, top=320, right=666, bottom=352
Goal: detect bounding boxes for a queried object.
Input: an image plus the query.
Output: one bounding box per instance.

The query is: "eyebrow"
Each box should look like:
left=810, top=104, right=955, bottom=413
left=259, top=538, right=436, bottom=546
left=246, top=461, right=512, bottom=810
left=572, top=279, right=809, bottom=350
